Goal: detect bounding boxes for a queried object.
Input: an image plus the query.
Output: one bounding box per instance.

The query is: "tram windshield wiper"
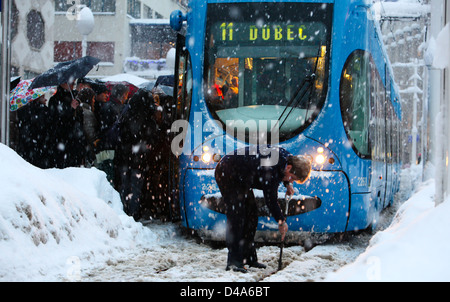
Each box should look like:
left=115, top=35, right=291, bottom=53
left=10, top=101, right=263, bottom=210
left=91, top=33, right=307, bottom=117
left=271, top=72, right=317, bottom=134
left=271, top=46, right=322, bottom=135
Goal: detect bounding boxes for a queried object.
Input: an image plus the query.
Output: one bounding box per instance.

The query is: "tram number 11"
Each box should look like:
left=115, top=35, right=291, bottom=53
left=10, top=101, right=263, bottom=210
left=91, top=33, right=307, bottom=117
left=220, top=23, right=234, bottom=41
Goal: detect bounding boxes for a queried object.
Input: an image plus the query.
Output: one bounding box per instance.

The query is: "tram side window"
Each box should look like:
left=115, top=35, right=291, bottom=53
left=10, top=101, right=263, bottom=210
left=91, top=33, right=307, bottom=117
left=370, top=62, right=386, bottom=163
left=340, top=50, right=371, bottom=158
left=176, top=51, right=193, bottom=121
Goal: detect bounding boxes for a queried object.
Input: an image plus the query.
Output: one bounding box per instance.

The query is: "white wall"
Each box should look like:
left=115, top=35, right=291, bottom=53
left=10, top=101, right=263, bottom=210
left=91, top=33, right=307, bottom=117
left=10, top=0, right=55, bottom=76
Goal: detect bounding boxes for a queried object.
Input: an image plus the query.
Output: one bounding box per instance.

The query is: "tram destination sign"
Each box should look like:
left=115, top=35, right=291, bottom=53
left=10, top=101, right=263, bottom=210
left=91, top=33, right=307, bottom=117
left=212, top=21, right=327, bottom=47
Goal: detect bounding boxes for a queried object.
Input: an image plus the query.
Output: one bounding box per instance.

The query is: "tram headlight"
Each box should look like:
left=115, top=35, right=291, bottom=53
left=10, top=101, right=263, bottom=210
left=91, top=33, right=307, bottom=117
left=200, top=146, right=212, bottom=163
left=201, top=152, right=212, bottom=163
left=306, top=147, right=335, bottom=166
left=315, top=147, right=326, bottom=165
left=315, top=154, right=326, bottom=165
left=199, top=145, right=222, bottom=163
left=305, top=146, right=337, bottom=168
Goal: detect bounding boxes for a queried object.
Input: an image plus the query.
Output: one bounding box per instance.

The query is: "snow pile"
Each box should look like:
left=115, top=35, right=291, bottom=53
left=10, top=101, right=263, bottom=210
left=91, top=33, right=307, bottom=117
left=0, top=143, right=157, bottom=281
left=433, top=23, right=450, bottom=69
left=1, top=141, right=450, bottom=281
left=325, top=179, right=450, bottom=282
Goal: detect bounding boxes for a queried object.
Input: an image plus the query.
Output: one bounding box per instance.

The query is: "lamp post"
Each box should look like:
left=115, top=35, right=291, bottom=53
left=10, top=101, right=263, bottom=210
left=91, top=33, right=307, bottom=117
left=1, top=0, right=11, bottom=145
left=76, top=6, right=94, bottom=57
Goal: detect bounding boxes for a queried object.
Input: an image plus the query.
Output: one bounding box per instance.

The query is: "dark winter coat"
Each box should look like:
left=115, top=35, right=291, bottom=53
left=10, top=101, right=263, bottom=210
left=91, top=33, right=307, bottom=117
left=114, top=89, right=158, bottom=220
left=115, top=90, right=157, bottom=171
left=215, top=146, right=292, bottom=222
left=16, top=100, right=52, bottom=168
left=80, top=104, right=99, bottom=144
left=48, top=87, right=86, bottom=168
left=80, top=103, right=99, bottom=165
left=215, top=146, right=292, bottom=267
left=96, top=97, right=124, bottom=151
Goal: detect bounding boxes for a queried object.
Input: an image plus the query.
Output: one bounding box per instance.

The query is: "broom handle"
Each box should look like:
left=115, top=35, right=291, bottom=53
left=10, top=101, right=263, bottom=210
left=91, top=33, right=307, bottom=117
left=278, top=194, right=292, bottom=270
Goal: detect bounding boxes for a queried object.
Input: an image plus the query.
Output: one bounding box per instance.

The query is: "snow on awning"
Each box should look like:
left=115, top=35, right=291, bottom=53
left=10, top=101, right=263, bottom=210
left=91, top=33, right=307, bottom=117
left=373, top=2, right=430, bottom=21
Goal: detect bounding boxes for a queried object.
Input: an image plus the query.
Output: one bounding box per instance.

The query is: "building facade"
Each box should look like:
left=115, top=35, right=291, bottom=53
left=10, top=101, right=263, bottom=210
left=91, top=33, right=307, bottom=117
left=9, top=0, right=55, bottom=78
left=8, top=0, right=187, bottom=79
left=375, top=1, right=431, bottom=169
left=53, top=0, right=186, bottom=78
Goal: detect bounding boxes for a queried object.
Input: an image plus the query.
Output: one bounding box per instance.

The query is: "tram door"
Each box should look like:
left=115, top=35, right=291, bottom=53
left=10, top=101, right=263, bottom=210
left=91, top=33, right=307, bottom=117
left=370, top=60, right=387, bottom=211
left=384, top=70, right=393, bottom=207
left=168, top=34, right=193, bottom=221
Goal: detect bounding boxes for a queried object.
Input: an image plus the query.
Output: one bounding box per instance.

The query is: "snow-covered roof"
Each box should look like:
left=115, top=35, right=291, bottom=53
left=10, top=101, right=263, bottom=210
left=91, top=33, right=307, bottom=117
left=373, top=2, right=430, bottom=20
left=129, top=18, right=171, bottom=25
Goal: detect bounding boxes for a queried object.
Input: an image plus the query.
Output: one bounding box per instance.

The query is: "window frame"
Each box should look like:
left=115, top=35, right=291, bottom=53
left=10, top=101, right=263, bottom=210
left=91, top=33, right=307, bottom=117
left=203, top=2, right=333, bottom=142
left=54, top=0, right=116, bottom=13
left=340, top=49, right=373, bottom=159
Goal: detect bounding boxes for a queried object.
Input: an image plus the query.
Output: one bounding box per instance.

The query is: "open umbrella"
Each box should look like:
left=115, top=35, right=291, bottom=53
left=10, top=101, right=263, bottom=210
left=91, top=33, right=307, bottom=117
left=100, top=73, right=149, bottom=87
left=29, top=56, right=101, bottom=90
left=10, top=79, right=56, bottom=111
left=10, top=76, right=21, bottom=91
left=105, top=81, right=139, bottom=98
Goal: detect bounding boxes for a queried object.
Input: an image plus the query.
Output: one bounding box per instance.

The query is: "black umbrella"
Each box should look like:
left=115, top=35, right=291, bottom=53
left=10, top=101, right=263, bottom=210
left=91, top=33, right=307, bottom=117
left=155, top=75, right=174, bottom=87
left=29, top=56, right=101, bottom=90
left=10, top=76, right=21, bottom=91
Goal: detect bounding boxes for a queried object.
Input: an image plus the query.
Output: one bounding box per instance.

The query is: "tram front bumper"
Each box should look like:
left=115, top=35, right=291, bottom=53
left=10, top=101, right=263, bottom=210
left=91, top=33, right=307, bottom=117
left=182, top=169, right=350, bottom=240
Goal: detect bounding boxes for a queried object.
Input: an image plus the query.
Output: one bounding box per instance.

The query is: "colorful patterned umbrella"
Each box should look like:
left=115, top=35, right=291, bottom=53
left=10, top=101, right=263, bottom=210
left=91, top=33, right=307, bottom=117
left=9, top=79, right=56, bottom=111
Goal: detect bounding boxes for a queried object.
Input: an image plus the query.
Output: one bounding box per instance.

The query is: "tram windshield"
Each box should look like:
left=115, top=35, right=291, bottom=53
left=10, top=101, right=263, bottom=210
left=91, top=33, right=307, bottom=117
left=204, top=2, right=333, bottom=141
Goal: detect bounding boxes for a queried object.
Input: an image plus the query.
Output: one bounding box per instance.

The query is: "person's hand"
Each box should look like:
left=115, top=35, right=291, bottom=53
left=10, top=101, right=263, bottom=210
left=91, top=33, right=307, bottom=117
left=279, top=221, right=288, bottom=241
left=286, top=184, right=295, bottom=197
left=71, top=99, right=80, bottom=109
left=93, top=139, right=100, bottom=148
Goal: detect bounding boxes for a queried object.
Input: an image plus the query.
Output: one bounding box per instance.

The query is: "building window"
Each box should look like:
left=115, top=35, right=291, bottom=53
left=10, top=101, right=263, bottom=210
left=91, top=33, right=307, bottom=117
left=88, top=0, right=115, bottom=12
left=27, top=10, right=45, bottom=50
left=143, top=5, right=153, bottom=18
left=87, top=42, right=115, bottom=63
left=55, top=0, right=115, bottom=13
left=127, top=0, right=141, bottom=19
left=54, top=41, right=114, bottom=63
left=54, top=41, right=82, bottom=62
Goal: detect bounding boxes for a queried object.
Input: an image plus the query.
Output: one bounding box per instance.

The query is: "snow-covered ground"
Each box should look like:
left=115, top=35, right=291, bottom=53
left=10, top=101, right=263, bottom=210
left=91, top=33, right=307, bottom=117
left=1, top=142, right=449, bottom=282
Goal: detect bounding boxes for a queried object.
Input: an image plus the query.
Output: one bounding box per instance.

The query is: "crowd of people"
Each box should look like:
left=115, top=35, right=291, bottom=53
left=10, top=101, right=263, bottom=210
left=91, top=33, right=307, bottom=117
left=14, top=77, right=172, bottom=221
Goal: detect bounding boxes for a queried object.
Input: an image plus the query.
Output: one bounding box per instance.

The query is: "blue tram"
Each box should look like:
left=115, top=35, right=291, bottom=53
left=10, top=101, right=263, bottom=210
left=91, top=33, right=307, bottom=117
left=167, top=0, right=402, bottom=241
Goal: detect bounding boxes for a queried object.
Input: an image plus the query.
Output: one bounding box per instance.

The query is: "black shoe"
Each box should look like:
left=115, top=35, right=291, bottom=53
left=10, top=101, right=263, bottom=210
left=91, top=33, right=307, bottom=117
left=226, top=265, right=248, bottom=273
left=249, top=262, right=267, bottom=269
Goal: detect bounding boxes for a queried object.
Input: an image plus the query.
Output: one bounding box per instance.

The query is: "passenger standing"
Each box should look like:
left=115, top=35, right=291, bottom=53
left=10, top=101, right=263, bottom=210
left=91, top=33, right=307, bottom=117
left=115, top=89, right=157, bottom=221
left=224, top=76, right=239, bottom=108
left=95, top=84, right=129, bottom=184
left=143, top=94, right=173, bottom=220
left=93, top=83, right=109, bottom=122
left=16, top=96, right=51, bottom=168
left=77, top=87, right=99, bottom=167
left=48, top=83, right=86, bottom=168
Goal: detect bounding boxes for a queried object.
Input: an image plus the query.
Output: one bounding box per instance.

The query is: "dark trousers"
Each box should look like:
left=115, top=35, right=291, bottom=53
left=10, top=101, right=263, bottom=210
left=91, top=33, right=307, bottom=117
left=215, top=168, right=259, bottom=267
left=118, top=166, right=145, bottom=221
